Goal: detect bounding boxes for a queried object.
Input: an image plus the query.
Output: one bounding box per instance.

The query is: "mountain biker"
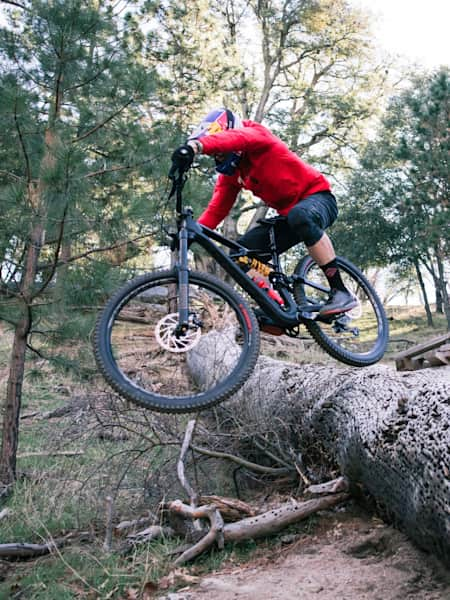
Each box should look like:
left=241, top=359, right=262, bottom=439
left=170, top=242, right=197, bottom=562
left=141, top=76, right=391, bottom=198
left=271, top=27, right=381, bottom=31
left=171, top=107, right=356, bottom=316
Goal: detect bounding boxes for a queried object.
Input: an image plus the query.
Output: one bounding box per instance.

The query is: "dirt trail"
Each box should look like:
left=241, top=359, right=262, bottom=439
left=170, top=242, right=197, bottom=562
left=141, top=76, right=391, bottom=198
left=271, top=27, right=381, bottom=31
left=157, top=508, right=449, bottom=600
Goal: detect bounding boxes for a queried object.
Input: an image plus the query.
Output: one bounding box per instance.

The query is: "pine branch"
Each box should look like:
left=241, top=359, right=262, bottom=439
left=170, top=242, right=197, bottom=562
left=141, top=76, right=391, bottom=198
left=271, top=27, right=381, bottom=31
left=37, top=232, right=154, bottom=270
left=0, top=170, right=24, bottom=182
left=64, top=40, right=121, bottom=91
left=32, top=203, right=68, bottom=300
left=72, top=98, right=134, bottom=143
left=14, top=97, right=31, bottom=183
left=11, top=45, right=52, bottom=92
left=26, top=342, right=48, bottom=360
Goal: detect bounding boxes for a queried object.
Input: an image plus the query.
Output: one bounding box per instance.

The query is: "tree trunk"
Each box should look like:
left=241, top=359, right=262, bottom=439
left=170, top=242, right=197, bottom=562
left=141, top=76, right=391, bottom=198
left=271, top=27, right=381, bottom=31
left=414, top=258, right=433, bottom=327
left=0, top=215, right=44, bottom=485
left=0, top=318, right=28, bottom=485
left=420, top=254, right=443, bottom=314
left=436, top=287, right=443, bottom=314
left=188, top=339, right=450, bottom=562
left=0, top=127, right=57, bottom=485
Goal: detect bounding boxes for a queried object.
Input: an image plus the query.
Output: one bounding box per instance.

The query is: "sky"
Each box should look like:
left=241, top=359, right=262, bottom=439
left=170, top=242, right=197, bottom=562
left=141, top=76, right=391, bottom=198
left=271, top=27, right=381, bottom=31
left=351, top=0, right=450, bottom=68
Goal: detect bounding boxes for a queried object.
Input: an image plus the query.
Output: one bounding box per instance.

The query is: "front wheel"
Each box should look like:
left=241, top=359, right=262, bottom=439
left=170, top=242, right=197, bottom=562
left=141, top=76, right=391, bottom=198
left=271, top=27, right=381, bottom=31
left=293, top=256, right=389, bottom=366
left=93, top=269, right=260, bottom=413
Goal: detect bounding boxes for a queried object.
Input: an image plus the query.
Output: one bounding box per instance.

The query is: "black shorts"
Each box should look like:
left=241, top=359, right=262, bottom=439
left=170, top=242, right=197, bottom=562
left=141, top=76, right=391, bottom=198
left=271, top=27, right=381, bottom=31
left=236, top=191, right=338, bottom=257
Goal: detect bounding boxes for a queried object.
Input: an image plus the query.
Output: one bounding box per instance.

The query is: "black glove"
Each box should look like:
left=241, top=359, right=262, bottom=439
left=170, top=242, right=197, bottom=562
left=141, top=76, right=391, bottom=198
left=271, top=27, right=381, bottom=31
left=170, top=144, right=194, bottom=174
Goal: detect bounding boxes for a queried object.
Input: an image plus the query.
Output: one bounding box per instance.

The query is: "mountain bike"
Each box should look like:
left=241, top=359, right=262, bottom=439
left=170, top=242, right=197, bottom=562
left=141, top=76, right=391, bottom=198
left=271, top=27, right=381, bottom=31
left=93, top=166, right=389, bottom=414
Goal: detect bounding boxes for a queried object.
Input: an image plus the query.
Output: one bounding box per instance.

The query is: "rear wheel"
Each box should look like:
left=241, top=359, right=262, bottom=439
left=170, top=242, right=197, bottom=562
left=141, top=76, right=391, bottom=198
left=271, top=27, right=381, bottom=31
left=93, top=269, right=260, bottom=413
left=293, top=256, right=389, bottom=366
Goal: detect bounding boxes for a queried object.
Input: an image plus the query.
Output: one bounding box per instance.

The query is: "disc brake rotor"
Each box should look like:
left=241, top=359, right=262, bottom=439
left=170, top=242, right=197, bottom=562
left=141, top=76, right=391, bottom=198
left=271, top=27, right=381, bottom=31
left=155, top=313, right=202, bottom=353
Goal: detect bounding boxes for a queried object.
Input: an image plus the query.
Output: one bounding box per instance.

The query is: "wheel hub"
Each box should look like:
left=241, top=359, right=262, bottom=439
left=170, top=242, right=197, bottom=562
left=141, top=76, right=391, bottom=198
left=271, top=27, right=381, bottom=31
left=155, top=313, right=202, bottom=353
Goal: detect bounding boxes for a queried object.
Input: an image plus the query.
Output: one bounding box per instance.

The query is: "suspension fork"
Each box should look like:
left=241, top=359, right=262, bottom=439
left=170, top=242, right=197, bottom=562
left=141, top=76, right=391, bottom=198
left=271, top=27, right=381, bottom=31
left=175, top=220, right=190, bottom=335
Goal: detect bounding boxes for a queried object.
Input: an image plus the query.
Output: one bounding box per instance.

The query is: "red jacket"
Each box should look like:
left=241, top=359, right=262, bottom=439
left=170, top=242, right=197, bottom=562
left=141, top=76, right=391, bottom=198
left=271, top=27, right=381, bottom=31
left=197, top=120, right=331, bottom=229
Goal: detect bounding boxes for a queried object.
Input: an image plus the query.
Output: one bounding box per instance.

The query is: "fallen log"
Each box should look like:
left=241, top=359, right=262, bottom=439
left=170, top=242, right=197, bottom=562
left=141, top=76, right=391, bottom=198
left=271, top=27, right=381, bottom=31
left=188, top=337, right=450, bottom=563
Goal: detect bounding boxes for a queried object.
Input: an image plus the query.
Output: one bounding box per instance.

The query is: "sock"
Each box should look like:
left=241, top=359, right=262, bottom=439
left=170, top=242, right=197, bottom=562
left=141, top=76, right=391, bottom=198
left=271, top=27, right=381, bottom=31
left=320, top=259, right=347, bottom=292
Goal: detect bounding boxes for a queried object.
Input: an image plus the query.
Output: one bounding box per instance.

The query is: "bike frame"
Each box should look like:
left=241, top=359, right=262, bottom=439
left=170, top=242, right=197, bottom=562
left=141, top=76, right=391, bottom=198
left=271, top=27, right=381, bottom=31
left=168, top=169, right=331, bottom=333
left=175, top=208, right=327, bottom=332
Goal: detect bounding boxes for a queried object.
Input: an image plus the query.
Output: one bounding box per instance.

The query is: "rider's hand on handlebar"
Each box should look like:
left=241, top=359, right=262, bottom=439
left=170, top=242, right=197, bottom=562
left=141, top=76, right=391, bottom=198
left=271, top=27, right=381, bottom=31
left=170, top=144, right=195, bottom=175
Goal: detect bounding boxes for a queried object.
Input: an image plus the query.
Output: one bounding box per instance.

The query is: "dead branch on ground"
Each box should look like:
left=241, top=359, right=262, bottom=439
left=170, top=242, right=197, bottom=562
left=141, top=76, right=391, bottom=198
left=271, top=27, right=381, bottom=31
left=167, top=490, right=349, bottom=565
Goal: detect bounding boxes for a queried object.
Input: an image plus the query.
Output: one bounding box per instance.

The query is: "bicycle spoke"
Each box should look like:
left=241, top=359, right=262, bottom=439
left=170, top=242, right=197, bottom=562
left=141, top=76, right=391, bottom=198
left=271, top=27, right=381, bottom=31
left=105, top=275, right=256, bottom=402
left=294, top=258, right=388, bottom=364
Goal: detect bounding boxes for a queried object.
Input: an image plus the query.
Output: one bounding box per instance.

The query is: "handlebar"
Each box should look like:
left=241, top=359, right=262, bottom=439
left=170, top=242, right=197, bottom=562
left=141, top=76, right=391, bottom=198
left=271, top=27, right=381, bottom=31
left=168, top=162, right=190, bottom=214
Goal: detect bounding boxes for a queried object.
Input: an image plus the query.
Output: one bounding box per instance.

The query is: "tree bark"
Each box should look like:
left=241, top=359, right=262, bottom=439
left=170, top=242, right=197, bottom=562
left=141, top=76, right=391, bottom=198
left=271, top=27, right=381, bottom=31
left=0, top=318, right=28, bottom=485
left=0, top=129, right=57, bottom=485
left=188, top=338, right=450, bottom=562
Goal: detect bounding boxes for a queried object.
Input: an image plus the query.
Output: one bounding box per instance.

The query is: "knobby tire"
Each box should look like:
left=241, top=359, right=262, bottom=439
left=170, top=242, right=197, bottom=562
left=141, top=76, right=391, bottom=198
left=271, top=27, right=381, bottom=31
left=93, top=269, right=260, bottom=413
left=293, top=256, right=389, bottom=366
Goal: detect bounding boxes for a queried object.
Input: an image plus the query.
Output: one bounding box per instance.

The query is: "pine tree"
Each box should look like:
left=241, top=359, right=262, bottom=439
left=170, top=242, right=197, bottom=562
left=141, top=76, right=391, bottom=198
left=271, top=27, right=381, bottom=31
left=334, top=67, right=450, bottom=328
left=0, top=0, right=164, bottom=486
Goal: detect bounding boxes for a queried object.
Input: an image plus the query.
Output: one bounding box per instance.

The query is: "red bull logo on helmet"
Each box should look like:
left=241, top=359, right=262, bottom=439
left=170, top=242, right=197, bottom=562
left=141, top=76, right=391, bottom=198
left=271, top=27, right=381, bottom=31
left=189, top=108, right=240, bottom=140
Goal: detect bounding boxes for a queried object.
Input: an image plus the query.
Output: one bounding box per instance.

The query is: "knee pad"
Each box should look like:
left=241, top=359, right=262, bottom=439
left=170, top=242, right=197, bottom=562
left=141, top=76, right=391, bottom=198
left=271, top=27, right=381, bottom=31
left=287, top=206, right=323, bottom=247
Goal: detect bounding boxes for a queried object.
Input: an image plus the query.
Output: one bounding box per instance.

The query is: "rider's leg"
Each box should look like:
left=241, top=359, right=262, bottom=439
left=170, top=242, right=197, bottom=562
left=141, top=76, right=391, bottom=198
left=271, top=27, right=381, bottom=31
left=307, top=233, right=345, bottom=290
left=286, top=193, right=357, bottom=315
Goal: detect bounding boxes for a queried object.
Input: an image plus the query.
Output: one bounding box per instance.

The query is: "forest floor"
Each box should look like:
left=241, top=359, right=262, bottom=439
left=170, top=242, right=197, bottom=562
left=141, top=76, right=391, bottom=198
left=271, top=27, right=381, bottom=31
left=0, top=308, right=449, bottom=598
left=155, top=504, right=450, bottom=600
left=2, top=498, right=449, bottom=599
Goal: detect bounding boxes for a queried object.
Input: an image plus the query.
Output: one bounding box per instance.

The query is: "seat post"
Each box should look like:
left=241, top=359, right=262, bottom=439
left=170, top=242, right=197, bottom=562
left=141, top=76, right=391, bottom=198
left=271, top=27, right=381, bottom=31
left=268, top=223, right=281, bottom=270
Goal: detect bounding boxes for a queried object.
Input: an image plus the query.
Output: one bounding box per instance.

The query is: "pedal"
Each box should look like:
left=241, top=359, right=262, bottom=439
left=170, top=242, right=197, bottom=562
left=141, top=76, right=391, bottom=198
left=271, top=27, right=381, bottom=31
left=332, top=315, right=360, bottom=336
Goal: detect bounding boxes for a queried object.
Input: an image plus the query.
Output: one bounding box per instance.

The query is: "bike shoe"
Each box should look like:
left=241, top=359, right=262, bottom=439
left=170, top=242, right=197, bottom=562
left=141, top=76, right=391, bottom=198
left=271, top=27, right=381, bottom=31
left=254, top=308, right=285, bottom=336
left=319, top=289, right=358, bottom=316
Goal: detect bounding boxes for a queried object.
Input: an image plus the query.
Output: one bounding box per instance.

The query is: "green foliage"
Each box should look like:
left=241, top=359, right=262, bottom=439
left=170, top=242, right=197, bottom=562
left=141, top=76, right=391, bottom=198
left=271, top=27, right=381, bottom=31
left=336, top=68, right=449, bottom=261
left=209, top=0, right=386, bottom=174
left=0, top=1, right=167, bottom=356
left=333, top=67, right=450, bottom=324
